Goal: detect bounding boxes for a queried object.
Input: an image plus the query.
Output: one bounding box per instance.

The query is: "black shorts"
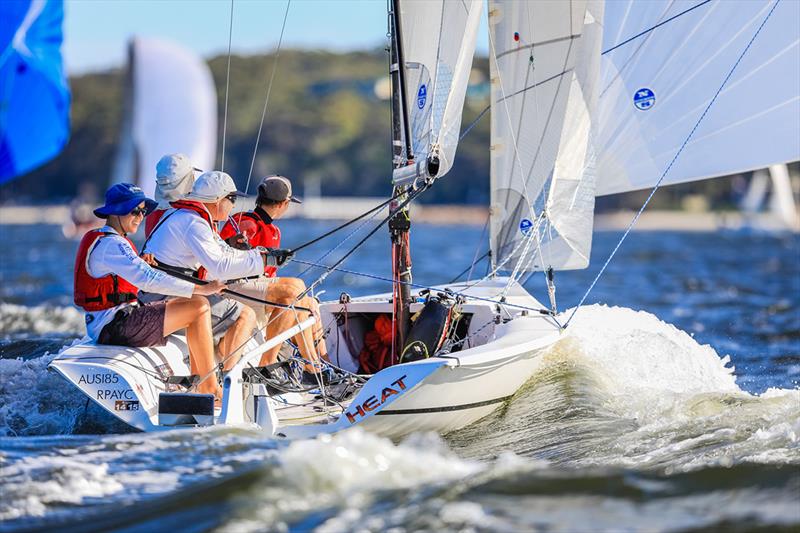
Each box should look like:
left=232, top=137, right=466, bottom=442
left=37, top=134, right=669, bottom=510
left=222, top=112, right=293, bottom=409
left=98, top=302, right=168, bottom=347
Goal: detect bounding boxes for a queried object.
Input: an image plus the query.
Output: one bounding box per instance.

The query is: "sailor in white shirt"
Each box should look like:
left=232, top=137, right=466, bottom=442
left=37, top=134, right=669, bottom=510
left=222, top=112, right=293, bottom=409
left=142, top=171, right=292, bottom=370
left=74, top=183, right=225, bottom=398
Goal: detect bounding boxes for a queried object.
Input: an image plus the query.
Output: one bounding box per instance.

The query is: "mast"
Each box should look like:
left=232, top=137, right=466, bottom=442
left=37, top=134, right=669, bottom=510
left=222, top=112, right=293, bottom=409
left=388, top=0, right=413, bottom=359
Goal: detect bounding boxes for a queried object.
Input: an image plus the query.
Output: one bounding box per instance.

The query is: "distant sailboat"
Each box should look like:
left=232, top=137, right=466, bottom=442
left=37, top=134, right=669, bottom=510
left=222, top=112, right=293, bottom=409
left=741, top=164, right=800, bottom=231
left=111, top=37, right=217, bottom=198
left=64, top=37, right=218, bottom=237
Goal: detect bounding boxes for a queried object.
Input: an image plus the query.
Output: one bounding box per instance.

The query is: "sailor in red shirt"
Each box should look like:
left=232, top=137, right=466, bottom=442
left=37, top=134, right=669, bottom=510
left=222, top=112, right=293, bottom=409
left=221, top=176, right=329, bottom=376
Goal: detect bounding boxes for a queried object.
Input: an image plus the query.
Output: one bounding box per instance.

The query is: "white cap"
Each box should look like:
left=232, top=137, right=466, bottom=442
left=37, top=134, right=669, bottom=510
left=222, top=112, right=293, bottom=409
left=184, top=171, right=244, bottom=202
left=155, top=153, right=199, bottom=205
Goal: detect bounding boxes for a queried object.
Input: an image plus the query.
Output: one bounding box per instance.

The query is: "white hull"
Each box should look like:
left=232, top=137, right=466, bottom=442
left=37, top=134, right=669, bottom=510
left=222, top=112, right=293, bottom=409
left=49, top=278, right=561, bottom=438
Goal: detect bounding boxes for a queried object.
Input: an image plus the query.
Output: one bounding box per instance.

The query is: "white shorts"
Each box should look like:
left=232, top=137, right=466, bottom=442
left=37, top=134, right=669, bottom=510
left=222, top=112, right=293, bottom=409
left=226, top=276, right=280, bottom=328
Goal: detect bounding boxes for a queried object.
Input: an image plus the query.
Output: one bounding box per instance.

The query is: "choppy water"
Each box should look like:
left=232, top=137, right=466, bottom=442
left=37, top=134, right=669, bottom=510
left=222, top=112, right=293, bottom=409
left=1, top=222, right=798, bottom=532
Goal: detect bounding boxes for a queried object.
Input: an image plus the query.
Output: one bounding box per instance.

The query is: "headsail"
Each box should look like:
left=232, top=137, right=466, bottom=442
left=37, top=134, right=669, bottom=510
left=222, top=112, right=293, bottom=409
left=489, top=0, right=603, bottom=272
left=111, top=37, right=217, bottom=198
left=0, top=0, right=70, bottom=183
left=392, top=0, right=482, bottom=182
left=596, top=0, right=800, bottom=196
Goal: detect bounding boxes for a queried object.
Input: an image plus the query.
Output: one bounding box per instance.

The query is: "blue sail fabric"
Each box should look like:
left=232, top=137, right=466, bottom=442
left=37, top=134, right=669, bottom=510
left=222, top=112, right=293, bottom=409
left=0, top=0, right=70, bottom=183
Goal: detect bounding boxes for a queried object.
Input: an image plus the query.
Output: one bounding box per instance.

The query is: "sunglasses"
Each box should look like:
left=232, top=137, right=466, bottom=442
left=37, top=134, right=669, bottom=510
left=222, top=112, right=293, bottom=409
left=129, top=207, right=147, bottom=217
left=225, top=194, right=238, bottom=204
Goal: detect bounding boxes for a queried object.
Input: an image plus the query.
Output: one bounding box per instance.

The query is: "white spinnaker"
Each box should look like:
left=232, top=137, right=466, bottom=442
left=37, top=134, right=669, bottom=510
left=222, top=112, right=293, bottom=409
left=111, top=37, right=217, bottom=198
left=596, top=0, right=800, bottom=196
left=489, top=0, right=602, bottom=272
left=398, top=0, right=482, bottom=177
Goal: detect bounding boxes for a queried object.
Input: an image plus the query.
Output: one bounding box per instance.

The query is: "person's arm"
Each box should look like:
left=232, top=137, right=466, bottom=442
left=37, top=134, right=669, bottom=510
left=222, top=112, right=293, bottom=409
left=89, top=237, right=196, bottom=298
left=184, top=218, right=264, bottom=280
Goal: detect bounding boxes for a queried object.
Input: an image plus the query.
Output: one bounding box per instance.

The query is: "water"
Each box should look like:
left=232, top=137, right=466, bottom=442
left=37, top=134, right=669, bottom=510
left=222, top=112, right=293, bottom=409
left=1, top=222, right=798, bottom=532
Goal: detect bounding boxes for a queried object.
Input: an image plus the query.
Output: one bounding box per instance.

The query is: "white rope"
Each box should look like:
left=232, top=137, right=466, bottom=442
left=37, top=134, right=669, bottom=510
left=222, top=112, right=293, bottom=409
left=244, top=0, right=292, bottom=195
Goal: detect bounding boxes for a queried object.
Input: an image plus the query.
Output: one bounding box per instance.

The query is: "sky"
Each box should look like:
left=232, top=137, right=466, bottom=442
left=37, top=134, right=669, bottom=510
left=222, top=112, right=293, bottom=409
left=64, top=0, right=490, bottom=75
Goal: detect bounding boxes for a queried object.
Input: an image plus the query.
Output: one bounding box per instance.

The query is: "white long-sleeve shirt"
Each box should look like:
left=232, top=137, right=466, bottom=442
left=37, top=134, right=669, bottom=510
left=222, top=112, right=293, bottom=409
left=143, top=208, right=263, bottom=281
left=84, top=226, right=195, bottom=340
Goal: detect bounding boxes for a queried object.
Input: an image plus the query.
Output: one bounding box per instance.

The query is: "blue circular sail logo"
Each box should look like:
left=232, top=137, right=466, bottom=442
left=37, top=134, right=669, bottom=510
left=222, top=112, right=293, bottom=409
left=633, top=88, right=655, bottom=110
left=519, top=218, right=533, bottom=235
left=417, top=84, right=427, bottom=109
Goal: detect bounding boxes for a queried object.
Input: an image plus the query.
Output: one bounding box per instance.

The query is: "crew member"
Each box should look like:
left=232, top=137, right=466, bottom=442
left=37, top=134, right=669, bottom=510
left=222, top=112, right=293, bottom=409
left=144, top=153, right=200, bottom=237
left=75, top=183, right=225, bottom=398
left=142, top=171, right=291, bottom=370
left=220, top=175, right=329, bottom=375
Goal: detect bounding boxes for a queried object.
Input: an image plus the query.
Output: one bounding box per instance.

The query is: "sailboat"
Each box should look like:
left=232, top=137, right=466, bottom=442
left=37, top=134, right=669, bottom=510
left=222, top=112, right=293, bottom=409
left=49, top=0, right=799, bottom=437
left=63, top=36, right=217, bottom=237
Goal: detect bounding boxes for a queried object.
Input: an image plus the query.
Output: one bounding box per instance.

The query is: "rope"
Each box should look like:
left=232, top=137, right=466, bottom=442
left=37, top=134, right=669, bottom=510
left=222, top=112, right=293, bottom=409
left=296, top=198, right=389, bottom=280
left=449, top=250, right=490, bottom=284
left=220, top=0, right=235, bottom=172
left=289, top=189, right=403, bottom=254
left=244, top=0, right=291, bottom=195
left=291, top=258, right=552, bottom=316
left=564, top=0, right=781, bottom=329
left=297, top=183, right=430, bottom=299
left=152, top=263, right=312, bottom=313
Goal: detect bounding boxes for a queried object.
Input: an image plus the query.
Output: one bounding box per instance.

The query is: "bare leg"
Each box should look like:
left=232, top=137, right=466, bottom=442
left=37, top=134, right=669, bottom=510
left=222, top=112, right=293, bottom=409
left=259, top=281, right=309, bottom=366
left=217, top=305, right=256, bottom=371
left=163, top=295, right=219, bottom=396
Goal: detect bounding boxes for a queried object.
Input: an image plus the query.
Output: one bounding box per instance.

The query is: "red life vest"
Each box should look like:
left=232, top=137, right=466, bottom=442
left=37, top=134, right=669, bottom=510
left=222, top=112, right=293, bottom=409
left=144, top=208, right=166, bottom=238
left=167, top=200, right=218, bottom=280
left=74, top=230, right=139, bottom=311
left=220, top=209, right=280, bottom=277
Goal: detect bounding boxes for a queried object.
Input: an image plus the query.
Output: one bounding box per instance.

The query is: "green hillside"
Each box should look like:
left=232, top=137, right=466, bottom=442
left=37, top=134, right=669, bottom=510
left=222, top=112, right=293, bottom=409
left=1, top=49, right=491, bottom=205
left=0, top=48, right=754, bottom=209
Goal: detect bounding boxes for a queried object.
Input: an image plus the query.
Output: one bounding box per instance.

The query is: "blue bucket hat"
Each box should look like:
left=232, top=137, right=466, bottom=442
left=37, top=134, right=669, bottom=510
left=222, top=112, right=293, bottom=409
left=93, top=183, right=158, bottom=219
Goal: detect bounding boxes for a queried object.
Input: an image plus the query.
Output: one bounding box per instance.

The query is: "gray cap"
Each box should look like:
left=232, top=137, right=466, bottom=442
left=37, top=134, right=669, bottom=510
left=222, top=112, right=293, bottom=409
left=154, top=153, right=201, bottom=205
left=257, top=175, right=302, bottom=204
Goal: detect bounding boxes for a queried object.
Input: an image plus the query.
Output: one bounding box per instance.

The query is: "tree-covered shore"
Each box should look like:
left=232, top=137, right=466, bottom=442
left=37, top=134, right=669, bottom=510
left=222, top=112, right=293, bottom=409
left=0, top=49, right=759, bottom=209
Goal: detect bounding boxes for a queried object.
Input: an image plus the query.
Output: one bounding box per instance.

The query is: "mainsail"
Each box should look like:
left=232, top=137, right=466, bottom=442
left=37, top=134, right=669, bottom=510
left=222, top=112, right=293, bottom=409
left=596, top=0, right=800, bottom=196
left=111, top=37, right=217, bottom=198
left=489, top=0, right=603, bottom=272
left=392, top=0, right=482, bottom=182
left=0, top=0, right=70, bottom=183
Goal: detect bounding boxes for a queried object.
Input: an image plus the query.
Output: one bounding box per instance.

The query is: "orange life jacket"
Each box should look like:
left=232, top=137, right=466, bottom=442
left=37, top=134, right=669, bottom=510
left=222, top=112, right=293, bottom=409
left=73, top=230, right=139, bottom=311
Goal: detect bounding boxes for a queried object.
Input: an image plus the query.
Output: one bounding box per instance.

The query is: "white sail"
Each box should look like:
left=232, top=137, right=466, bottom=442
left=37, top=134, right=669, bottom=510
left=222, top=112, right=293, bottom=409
left=596, top=0, right=800, bottom=196
left=395, top=0, right=482, bottom=178
left=489, top=0, right=602, bottom=272
left=111, top=37, right=217, bottom=198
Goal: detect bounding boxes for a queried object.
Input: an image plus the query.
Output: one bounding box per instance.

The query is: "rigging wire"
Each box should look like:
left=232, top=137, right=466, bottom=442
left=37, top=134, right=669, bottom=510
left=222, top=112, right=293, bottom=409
left=563, top=0, right=782, bottom=329
left=291, top=257, right=553, bottom=317
left=601, top=0, right=713, bottom=56
left=220, top=0, right=235, bottom=172
left=244, top=0, right=292, bottom=196
left=289, top=189, right=404, bottom=254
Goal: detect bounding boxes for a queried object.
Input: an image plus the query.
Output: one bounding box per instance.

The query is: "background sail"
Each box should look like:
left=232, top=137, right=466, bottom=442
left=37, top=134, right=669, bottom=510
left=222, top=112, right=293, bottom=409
left=397, top=0, right=482, bottom=177
left=111, top=37, right=216, bottom=197
left=0, top=0, right=70, bottom=183
left=489, top=0, right=603, bottom=273
left=596, top=0, right=800, bottom=196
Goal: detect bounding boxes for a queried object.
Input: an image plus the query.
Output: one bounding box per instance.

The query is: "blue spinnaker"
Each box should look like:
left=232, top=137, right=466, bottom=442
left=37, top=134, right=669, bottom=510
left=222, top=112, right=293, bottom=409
left=0, top=0, right=70, bottom=183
